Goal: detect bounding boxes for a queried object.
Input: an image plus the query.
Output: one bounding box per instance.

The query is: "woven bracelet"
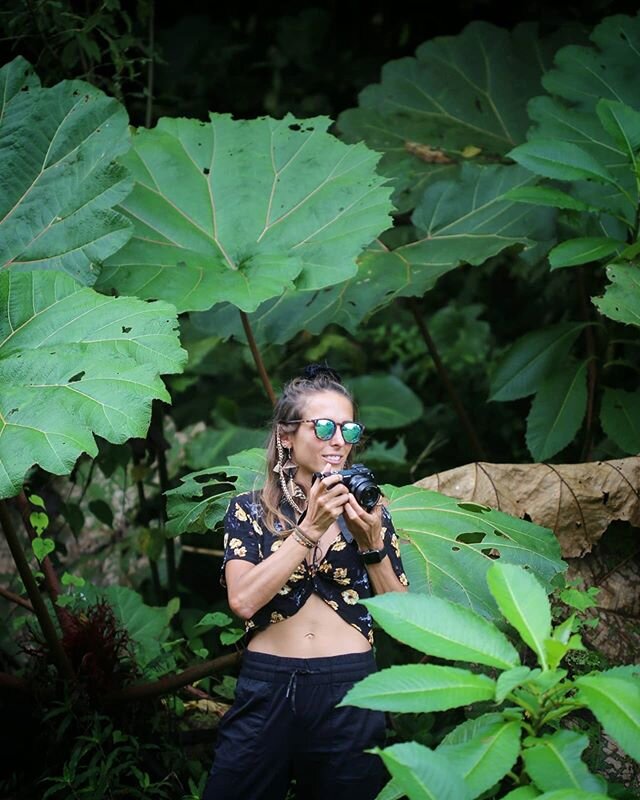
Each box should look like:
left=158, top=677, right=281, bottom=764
left=292, top=529, right=314, bottom=549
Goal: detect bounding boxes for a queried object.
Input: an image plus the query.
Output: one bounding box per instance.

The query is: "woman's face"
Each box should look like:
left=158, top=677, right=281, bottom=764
left=281, top=390, right=355, bottom=489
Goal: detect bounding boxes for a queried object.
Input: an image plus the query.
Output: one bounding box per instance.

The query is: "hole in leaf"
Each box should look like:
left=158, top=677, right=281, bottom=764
left=451, top=546, right=460, bottom=552
left=481, top=547, right=500, bottom=558
left=203, top=167, right=210, bottom=175
left=9, top=408, right=19, bottom=415
left=69, top=371, right=85, bottom=383
left=602, top=491, right=609, bottom=505
left=288, top=123, right=301, bottom=131
left=456, top=531, right=485, bottom=544
left=122, top=326, right=132, bottom=333
left=458, top=502, right=491, bottom=513
left=522, top=512, right=532, bottom=522
left=475, top=99, right=482, bottom=112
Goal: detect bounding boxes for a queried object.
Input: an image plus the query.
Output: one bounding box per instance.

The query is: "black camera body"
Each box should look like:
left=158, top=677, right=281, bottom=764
left=312, top=463, right=381, bottom=512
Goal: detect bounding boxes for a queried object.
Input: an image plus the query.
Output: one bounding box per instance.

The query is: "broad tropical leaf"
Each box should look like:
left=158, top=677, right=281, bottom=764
left=575, top=670, right=640, bottom=761
left=437, top=718, right=522, bottom=799
left=525, top=360, right=588, bottom=461
left=592, top=263, right=640, bottom=328
left=340, top=664, right=495, bottom=713
left=385, top=484, right=564, bottom=618
left=0, top=271, right=186, bottom=499
left=375, top=780, right=405, bottom=800
left=522, top=730, right=607, bottom=794
left=487, top=564, right=552, bottom=669
left=97, top=114, right=393, bottom=312
left=0, top=57, right=132, bottom=284
left=373, top=742, right=470, bottom=800
left=165, top=449, right=266, bottom=536
left=489, top=323, right=587, bottom=402
left=600, top=388, right=640, bottom=454
left=348, top=375, right=423, bottom=430
left=362, top=593, right=519, bottom=669
left=502, top=790, right=540, bottom=799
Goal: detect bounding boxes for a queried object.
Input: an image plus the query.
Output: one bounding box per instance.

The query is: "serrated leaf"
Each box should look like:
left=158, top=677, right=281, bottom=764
left=593, top=263, right=640, bottom=327
left=437, top=719, right=522, bottom=799
left=600, top=388, right=640, bottom=455
left=487, top=564, right=551, bottom=669
left=525, top=360, right=588, bottom=461
left=523, top=730, right=607, bottom=793
left=348, top=375, right=423, bottom=429
left=0, top=58, right=133, bottom=284
left=97, top=114, right=393, bottom=312
left=575, top=671, right=640, bottom=761
left=373, top=742, right=470, bottom=800
left=0, top=271, right=186, bottom=500
left=165, top=448, right=266, bottom=536
left=386, top=484, right=564, bottom=619
left=363, top=593, right=519, bottom=669
left=549, top=237, right=625, bottom=268
left=489, top=323, right=586, bottom=402
left=340, top=664, right=495, bottom=713
left=596, top=99, right=640, bottom=166
left=508, top=140, right=618, bottom=186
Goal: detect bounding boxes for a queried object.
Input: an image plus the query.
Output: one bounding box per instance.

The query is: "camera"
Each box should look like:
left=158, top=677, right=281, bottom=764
left=312, top=463, right=381, bottom=511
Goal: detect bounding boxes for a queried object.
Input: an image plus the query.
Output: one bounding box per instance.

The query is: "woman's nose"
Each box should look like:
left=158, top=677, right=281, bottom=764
left=330, top=426, right=345, bottom=445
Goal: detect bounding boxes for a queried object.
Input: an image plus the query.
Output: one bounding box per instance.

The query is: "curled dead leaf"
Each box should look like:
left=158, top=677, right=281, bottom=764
left=415, top=457, right=640, bottom=557
left=404, top=141, right=455, bottom=164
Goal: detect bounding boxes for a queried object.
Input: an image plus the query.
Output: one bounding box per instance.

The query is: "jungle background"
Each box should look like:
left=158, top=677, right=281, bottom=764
left=1, top=0, right=640, bottom=798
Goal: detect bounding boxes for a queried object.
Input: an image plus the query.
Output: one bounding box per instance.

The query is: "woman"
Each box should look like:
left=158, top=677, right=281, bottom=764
left=203, top=364, right=409, bottom=800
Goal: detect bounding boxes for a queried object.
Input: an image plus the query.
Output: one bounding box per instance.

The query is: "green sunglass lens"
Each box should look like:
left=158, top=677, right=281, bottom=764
left=342, top=423, right=363, bottom=443
left=314, top=419, right=336, bottom=440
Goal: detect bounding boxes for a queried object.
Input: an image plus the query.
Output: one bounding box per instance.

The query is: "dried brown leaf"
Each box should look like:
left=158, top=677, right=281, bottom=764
left=404, top=141, right=455, bottom=163
left=415, top=457, right=640, bottom=557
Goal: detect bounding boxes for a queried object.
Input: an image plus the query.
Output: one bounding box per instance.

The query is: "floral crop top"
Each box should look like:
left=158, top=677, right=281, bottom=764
left=221, top=492, right=409, bottom=645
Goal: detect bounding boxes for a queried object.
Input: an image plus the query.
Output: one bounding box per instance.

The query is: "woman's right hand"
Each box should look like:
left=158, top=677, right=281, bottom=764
left=300, top=472, right=349, bottom=541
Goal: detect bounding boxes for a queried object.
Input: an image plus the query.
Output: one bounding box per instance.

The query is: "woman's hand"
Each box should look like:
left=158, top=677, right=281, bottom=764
left=343, top=495, right=384, bottom=551
left=300, top=472, right=350, bottom=542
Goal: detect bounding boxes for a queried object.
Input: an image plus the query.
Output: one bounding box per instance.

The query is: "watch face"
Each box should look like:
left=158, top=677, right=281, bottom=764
left=361, top=548, right=385, bottom=564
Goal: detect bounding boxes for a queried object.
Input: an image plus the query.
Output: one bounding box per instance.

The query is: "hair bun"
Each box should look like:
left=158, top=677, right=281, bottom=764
left=300, top=362, right=343, bottom=384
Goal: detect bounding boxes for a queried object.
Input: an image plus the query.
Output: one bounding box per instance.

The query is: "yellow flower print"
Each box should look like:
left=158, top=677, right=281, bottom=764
left=368, top=630, right=374, bottom=645
left=278, top=584, right=291, bottom=595
left=246, top=619, right=255, bottom=629
left=223, top=533, right=229, bottom=548
left=228, top=538, right=243, bottom=549
left=399, top=572, right=409, bottom=586
left=318, top=562, right=332, bottom=574
left=326, top=600, right=339, bottom=611
left=341, top=589, right=359, bottom=605
left=381, top=526, right=388, bottom=538
left=333, top=567, right=351, bottom=586
left=391, top=533, right=400, bottom=557
left=332, top=538, right=347, bottom=551
left=234, top=505, right=248, bottom=522
left=271, top=540, right=284, bottom=552
left=233, top=545, right=247, bottom=558
left=251, top=519, right=262, bottom=535
left=270, top=611, right=285, bottom=623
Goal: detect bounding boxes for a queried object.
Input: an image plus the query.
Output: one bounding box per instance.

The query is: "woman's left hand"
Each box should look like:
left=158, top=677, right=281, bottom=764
left=343, top=494, right=384, bottom=551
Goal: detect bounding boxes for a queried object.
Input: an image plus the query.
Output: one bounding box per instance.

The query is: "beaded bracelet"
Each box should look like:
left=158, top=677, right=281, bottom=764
left=292, top=529, right=314, bottom=549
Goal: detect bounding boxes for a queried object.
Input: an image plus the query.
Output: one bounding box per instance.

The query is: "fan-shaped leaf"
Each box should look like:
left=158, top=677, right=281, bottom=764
left=523, top=730, right=607, bottom=794
left=340, top=664, right=495, bottom=713
left=363, top=592, right=519, bottom=669
left=525, top=360, right=588, bottom=462
left=97, top=114, right=393, bottom=312
left=385, top=484, right=564, bottom=618
left=0, top=271, right=186, bottom=499
left=0, top=57, right=132, bottom=284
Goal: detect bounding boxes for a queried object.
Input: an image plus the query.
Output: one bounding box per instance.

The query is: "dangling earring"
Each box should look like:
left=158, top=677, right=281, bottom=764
left=274, top=427, right=306, bottom=514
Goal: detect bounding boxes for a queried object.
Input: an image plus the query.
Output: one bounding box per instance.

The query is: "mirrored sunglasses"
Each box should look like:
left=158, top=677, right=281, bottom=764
left=289, top=418, right=365, bottom=444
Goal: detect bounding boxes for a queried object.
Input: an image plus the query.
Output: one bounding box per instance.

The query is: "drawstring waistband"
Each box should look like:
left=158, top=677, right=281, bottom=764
left=285, top=668, right=317, bottom=714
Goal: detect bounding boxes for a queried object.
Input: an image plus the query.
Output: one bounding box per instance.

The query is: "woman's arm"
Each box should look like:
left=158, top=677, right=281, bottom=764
left=226, top=475, right=350, bottom=619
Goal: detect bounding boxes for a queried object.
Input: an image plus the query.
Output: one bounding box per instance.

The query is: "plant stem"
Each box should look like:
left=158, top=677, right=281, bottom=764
left=16, top=491, right=61, bottom=603
left=577, top=267, right=597, bottom=461
left=406, top=298, right=487, bottom=461
left=144, top=0, right=155, bottom=128
left=239, top=310, right=276, bottom=406
left=0, top=585, right=34, bottom=612
left=0, top=501, right=75, bottom=683
left=104, top=651, right=240, bottom=703
left=131, top=445, right=163, bottom=601
left=151, top=403, right=176, bottom=598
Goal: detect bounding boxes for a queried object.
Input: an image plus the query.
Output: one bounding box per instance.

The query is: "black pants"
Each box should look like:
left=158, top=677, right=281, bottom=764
left=202, top=650, right=386, bottom=800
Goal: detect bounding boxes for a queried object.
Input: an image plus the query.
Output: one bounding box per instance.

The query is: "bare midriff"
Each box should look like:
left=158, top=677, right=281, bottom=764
left=246, top=523, right=371, bottom=658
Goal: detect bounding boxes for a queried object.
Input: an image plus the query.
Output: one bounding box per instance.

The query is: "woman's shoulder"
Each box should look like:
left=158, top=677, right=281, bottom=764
left=226, top=490, right=264, bottom=519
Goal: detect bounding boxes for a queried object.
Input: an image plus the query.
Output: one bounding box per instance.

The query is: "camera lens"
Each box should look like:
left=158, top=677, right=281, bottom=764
left=351, top=478, right=380, bottom=511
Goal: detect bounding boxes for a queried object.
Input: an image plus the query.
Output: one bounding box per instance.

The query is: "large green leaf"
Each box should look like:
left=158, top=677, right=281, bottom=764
left=534, top=792, right=609, bottom=800
left=487, top=564, right=551, bottom=669
left=0, top=271, right=186, bottom=499
left=592, top=263, right=640, bottom=327
left=508, top=141, right=618, bottom=186
left=489, top=323, right=587, bottom=402
left=96, top=114, right=393, bottom=312
left=522, top=730, right=607, bottom=794
left=348, top=375, right=423, bottom=430
left=0, top=57, right=132, bottom=285
left=363, top=593, right=519, bottom=669
left=385, top=484, right=565, bottom=619
left=340, top=664, right=495, bottom=713
left=437, top=718, right=522, bottom=799
left=548, top=238, right=625, bottom=269
left=373, top=742, right=470, bottom=800
left=399, top=164, right=555, bottom=271
left=575, top=670, right=640, bottom=761
left=525, top=360, right=588, bottom=462
left=164, top=448, right=267, bottom=536
left=375, top=780, right=405, bottom=800
left=502, top=790, right=540, bottom=799
left=600, top=387, right=640, bottom=454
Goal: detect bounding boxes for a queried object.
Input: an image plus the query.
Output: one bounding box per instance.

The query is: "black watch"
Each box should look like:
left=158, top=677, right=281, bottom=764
left=359, top=547, right=387, bottom=564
